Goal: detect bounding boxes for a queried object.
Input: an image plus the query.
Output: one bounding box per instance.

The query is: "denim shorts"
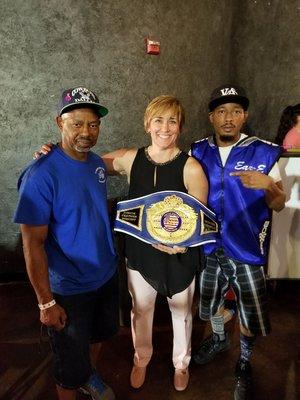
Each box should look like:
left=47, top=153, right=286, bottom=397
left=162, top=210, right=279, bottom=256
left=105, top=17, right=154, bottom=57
left=48, top=272, right=119, bottom=389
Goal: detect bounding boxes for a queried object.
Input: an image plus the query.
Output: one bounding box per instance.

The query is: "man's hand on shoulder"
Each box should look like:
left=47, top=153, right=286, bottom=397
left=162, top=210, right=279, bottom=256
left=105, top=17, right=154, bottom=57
left=33, top=142, right=54, bottom=159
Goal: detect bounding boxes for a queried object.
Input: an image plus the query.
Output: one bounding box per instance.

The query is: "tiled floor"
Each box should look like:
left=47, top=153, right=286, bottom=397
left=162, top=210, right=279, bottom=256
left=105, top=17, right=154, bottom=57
left=0, top=280, right=299, bottom=400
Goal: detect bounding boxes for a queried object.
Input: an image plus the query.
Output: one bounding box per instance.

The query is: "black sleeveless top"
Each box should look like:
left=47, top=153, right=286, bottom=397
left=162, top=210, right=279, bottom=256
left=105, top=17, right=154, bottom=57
left=125, top=147, right=200, bottom=297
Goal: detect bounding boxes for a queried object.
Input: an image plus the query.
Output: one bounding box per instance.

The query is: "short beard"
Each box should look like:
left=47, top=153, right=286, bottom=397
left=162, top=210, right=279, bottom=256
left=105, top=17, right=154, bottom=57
left=219, top=134, right=236, bottom=143
left=74, top=145, right=91, bottom=153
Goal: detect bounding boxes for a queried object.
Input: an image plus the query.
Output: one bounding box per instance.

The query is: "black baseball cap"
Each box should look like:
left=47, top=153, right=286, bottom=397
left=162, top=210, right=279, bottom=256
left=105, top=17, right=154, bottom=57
left=57, top=87, right=108, bottom=117
left=209, top=84, right=249, bottom=112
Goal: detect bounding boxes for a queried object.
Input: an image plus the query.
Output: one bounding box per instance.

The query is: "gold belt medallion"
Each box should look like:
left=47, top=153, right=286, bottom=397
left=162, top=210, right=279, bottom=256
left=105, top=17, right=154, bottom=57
left=146, top=194, right=197, bottom=244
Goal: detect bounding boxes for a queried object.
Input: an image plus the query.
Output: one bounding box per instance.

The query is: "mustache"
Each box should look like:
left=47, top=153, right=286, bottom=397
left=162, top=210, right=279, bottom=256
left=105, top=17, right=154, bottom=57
left=221, top=124, right=235, bottom=128
left=76, top=137, right=93, bottom=142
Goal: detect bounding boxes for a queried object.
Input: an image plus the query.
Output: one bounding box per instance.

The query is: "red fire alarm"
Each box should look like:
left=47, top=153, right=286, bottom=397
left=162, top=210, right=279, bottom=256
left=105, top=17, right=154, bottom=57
left=146, top=37, right=160, bottom=55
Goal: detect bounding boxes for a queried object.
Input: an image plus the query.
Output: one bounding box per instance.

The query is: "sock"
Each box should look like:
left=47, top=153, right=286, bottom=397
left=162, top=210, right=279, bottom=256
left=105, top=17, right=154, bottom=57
left=224, top=299, right=237, bottom=317
left=211, top=314, right=225, bottom=341
left=240, top=334, right=256, bottom=362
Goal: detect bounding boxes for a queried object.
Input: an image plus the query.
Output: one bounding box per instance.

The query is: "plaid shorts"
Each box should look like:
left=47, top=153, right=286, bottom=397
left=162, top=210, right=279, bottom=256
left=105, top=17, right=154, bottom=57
left=199, top=248, right=270, bottom=336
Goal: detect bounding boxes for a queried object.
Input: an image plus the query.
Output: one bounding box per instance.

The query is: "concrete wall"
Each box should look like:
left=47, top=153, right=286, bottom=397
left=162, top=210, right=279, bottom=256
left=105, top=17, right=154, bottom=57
left=0, top=0, right=233, bottom=273
left=230, top=0, right=300, bottom=139
left=1, top=0, right=299, bottom=275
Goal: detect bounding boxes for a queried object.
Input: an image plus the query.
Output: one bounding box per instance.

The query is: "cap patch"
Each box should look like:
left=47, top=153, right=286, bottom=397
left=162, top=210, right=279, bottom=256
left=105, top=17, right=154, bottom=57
left=220, top=87, right=238, bottom=96
left=65, top=93, right=72, bottom=102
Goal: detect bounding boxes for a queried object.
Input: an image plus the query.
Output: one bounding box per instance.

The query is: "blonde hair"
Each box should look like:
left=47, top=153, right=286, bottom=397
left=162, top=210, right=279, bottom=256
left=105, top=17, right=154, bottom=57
left=144, top=95, right=185, bottom=132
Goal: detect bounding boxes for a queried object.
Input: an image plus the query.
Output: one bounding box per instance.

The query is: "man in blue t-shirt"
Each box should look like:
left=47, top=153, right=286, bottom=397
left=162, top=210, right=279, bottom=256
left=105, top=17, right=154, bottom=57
left=190, top=85, right=286, bottom=400
left=14, top=87, right=118, bottom=400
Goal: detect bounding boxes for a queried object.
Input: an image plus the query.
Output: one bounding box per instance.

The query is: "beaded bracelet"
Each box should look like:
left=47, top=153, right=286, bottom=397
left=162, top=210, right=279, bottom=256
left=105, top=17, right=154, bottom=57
left=38, top=299, right=56, bottom=310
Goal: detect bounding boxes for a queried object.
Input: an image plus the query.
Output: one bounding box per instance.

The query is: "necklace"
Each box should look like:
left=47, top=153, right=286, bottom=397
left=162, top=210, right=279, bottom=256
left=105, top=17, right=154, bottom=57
left=144, top=146, right=182, bottom=166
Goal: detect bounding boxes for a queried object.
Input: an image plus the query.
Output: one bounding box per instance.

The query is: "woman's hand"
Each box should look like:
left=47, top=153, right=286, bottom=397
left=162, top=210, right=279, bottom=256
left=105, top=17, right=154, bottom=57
left=33, top=142, right=54, bottom=159
left=152, top=243, right=187, bottom=255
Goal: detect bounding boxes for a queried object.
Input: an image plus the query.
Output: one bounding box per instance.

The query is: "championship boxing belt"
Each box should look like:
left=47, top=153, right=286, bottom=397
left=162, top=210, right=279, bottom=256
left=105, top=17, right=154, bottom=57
left=114, top=190, right=218, bottom=247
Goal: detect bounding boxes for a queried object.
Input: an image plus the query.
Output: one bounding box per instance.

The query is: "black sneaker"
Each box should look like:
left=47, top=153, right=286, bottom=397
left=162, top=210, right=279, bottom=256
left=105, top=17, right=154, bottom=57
left=234, top=359, right=253, bottom=400
left=78, top=386, right=92, bottom=397
left=193, top=332, right=230, bottom=365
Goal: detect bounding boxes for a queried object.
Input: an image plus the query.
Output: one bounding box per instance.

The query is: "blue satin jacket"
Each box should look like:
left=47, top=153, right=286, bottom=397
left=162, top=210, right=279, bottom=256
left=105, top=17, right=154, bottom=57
left=191, top=135, right=282, bottom=265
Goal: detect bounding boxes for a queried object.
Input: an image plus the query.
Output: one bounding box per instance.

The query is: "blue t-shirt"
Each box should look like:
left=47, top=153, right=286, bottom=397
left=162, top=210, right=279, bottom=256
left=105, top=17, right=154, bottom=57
left=14, top=146, right=117, bottom=295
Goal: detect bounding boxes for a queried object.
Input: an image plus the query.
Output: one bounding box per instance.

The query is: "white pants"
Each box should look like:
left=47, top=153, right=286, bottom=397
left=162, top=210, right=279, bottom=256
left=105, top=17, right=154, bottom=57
left=127, top=267, right=195, bottom=370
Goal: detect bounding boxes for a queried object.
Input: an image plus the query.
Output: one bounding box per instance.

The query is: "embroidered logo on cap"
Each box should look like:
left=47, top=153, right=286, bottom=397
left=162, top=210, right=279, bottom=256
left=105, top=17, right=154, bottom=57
left=220, top=87, right=238, bottom=96
left=71, top=87, right=96, bottom=103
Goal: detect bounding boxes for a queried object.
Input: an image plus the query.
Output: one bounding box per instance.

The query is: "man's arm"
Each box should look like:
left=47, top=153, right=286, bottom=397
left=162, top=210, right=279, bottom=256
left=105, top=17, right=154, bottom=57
left=20, top=224, right=67, bottom=330
left=264, top=180, right=286, bottom=212
left=230, top=171, right=286, bottom=212
left=33, top=144, right=138, bottom=178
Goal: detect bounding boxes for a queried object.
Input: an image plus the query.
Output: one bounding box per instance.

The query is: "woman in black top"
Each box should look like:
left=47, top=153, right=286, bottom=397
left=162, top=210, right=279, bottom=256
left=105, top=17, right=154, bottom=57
left=104, top=95, right=208, bottom=391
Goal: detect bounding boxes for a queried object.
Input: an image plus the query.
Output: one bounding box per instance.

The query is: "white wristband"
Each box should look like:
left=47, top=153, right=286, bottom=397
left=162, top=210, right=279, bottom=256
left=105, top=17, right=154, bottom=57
left=38, top=299, right=56, bottom=310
